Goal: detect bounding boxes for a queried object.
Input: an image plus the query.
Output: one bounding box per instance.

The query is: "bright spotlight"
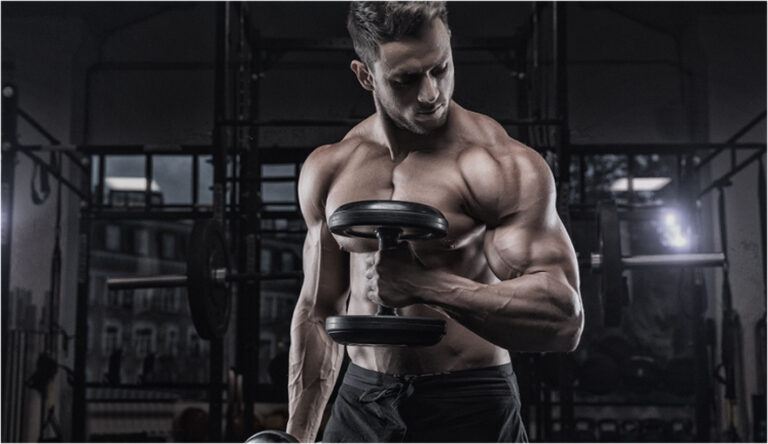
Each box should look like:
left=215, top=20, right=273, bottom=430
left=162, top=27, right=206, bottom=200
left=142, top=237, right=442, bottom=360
left=659, top=209, right=691, bottom=250
left=669, top=232, right=688, bottom=247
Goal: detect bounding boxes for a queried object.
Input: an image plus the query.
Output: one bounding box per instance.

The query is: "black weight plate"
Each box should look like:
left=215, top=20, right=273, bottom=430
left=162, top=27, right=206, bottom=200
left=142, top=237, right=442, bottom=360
left=328, top=200, right=448, bottom=241
left=187, top=219, right=231, bottom=340
left=326, top=315, right=446, bottom=346
left=599, top=201, right=624, bottom=327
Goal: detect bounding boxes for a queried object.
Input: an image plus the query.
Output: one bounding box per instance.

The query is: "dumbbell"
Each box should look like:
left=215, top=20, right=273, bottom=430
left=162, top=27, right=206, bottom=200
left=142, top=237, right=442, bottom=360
left=245, top=430, right=298, bottom=443
left=325, top=200, right=448, bottom=347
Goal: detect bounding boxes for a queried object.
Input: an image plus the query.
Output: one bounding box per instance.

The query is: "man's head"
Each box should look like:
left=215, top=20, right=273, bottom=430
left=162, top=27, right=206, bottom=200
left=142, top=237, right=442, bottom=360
left=348, top=2, right=455, bottom=135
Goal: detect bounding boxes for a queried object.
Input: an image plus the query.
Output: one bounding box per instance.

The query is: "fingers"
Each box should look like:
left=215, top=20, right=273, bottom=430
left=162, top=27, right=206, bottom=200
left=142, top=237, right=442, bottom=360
left=365, top=253, right=378, bottom=303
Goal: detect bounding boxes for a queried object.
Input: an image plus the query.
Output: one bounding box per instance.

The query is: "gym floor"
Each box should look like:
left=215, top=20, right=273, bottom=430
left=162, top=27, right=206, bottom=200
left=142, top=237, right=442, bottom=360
left=1, top=2, right=765, bottom=443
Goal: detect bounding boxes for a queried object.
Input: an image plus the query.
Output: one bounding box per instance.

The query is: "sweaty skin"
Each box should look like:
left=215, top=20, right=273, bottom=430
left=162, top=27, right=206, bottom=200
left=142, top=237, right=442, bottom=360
left=287, top=18, right=583, bottom=443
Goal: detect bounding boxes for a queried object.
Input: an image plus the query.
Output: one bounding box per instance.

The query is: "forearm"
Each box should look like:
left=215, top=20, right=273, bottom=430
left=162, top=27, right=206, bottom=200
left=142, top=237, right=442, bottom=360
left=287, top=306, right=344, bottom=442
left=417, top=271, right=583, bottom=352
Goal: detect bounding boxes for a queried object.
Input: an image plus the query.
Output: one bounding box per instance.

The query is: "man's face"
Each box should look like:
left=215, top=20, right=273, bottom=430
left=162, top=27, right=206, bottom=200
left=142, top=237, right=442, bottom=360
left=370, top=18, right=455, bottom=135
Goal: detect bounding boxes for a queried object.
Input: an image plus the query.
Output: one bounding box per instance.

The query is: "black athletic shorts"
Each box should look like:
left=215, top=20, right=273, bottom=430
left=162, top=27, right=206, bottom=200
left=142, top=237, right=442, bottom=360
left=322, top=362, right=528, bottom=443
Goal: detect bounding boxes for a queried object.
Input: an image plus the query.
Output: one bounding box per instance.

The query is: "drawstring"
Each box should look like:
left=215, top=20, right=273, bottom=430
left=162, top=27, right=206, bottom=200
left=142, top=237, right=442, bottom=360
left=358, top=377, right=416, bottom=404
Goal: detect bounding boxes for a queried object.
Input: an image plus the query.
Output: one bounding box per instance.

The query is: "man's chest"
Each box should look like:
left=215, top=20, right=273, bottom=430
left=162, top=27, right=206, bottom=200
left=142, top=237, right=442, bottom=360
left=324, top=152, right=485, bottom=256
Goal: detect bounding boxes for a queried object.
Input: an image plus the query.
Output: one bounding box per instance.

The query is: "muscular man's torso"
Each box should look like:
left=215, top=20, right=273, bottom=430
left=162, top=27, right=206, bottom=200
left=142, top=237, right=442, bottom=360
left=322, top=103, right=518, bottom=375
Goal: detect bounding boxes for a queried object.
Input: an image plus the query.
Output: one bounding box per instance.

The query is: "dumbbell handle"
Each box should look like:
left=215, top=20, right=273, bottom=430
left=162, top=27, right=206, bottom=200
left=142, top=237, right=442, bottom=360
left=375, top=227, right=403, bottom=316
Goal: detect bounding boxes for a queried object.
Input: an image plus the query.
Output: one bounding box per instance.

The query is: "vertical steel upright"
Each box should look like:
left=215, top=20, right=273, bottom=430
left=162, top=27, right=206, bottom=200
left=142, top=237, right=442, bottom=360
left=238, top=4, right=262, bottom=438
left=552, top=2, right=575, bottom=440
left=210, top=2, right=230, bottom=440
left=72, top=152, right=92, bottom=442
left=1, top=83, right=19, bottom=443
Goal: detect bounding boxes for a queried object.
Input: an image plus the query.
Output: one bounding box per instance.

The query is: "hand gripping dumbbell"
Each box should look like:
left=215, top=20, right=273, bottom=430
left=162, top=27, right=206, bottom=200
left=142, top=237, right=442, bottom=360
left=325, top=200, right=448, bottom=347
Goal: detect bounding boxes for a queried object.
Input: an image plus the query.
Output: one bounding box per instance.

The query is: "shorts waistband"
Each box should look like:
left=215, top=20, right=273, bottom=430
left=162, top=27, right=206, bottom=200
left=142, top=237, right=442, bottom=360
left=343, top=362, right=514, bottom=390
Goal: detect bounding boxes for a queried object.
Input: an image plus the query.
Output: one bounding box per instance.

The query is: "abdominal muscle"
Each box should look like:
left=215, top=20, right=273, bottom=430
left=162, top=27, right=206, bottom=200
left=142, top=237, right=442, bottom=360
left=344, top=250, right=511, bottom=376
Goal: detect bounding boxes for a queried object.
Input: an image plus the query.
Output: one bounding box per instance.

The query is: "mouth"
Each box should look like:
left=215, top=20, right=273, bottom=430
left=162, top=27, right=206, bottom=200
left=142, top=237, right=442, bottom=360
left=416, top=103, right=444, bottom=116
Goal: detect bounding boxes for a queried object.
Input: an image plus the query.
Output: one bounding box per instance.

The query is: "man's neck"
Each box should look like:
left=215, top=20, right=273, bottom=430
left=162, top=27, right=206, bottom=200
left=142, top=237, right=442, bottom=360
left=374, top=104, right=453, bottom=161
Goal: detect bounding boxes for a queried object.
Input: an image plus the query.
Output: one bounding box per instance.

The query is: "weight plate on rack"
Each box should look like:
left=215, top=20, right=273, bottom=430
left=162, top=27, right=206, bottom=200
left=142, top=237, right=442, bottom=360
left=187, top=219, right=231, bottom=340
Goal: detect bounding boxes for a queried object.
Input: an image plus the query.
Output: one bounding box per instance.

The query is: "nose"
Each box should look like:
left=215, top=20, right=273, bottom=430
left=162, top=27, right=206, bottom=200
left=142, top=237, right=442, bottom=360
left=417, top=75, right=439, bottom=105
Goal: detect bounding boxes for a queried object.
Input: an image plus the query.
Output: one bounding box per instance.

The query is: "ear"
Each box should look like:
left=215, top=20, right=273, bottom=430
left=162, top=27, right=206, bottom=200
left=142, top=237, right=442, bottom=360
left=350, top=60, right=374, bottom=91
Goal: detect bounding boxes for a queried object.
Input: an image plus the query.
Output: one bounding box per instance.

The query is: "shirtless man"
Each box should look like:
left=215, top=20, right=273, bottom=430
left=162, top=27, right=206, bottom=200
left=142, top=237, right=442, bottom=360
left=286, top=2, right=583, bottom=442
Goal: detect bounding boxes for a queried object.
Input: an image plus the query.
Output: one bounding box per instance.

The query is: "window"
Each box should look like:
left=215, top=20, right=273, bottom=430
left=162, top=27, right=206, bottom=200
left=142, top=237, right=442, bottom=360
left=261, top=249, right=272, bottom=272
left=111, top=192, right=126, bottom=206
left=134, top=228, right=150, bottom=256
left=134, top=327, right=153, bottom=357
left=261, top=295, right=275, bottom=320
left=90, top=276, right=104, bottom=305
left=121, top=289, right=133, bottom=309
left=121, top=227, right=135, bottom=254
left=103, top=324, right=120, bottom=355
left=106, top=289, right=119, bottom=307
left=160, top=288, right=178, bottom=312
left=281, top=251, right=294, bottom=271
left=188, top=329, right=200, bottom=357
left=166, top=328, right=179, bottom=357
left=141, top=290, right=151, bottom=309
left=105, top=225, right=121, bottom=251
left=87, top=321, right=93, bottom=352
left=161, top=233, right=176, bottom=260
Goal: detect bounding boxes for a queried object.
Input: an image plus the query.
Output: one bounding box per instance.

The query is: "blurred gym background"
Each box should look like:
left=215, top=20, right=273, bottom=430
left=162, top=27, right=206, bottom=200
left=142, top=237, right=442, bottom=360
left=1, top=2, right=765, bottom=442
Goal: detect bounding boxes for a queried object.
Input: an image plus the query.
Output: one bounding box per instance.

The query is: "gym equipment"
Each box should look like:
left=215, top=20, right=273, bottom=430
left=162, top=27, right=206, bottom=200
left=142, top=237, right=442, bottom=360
left=105, top=199, right=729, bottom=340
left=325, top=200, right=448, bottom=346
left=590, top=201, right=726, bottom=326
left=187, top=219, right=231, bottom=339
left=245, top=430, right=298, bottom=443
left=106, top=219, right=301, bottom=340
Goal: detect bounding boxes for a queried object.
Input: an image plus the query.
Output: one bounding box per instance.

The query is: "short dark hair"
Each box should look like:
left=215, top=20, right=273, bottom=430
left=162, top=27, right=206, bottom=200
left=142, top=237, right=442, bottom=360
left=347, top=1, right=449, bottom=68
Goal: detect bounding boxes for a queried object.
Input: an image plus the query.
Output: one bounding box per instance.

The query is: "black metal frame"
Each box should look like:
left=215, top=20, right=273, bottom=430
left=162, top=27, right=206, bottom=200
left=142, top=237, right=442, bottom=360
left=2, top=2, right=765, bottom=442
left=1, top=84, right=20, bottom=444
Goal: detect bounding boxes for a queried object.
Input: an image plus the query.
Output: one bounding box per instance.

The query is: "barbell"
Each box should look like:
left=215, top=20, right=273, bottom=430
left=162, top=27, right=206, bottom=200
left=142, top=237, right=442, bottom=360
left=106, top=200, right=725, bottom=340
left=106, top=219, right=301, bottom=340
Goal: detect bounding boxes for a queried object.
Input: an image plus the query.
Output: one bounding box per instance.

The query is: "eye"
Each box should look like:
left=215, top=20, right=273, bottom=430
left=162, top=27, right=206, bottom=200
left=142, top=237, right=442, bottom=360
left=432, top=64, right=448, bottom=77
left=392, top=75, right=417, bottom=86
